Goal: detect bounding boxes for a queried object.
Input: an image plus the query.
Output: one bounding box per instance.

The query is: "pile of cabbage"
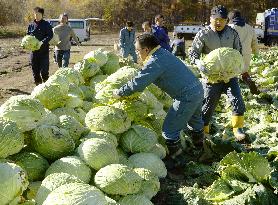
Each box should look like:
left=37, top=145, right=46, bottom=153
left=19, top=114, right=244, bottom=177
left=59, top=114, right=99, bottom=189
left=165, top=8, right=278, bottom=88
left=0, top=48, right=169, bottom=205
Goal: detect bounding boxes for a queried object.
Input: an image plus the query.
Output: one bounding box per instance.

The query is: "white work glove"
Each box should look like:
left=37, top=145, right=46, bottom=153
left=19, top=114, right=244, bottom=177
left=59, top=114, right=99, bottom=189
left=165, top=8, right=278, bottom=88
left=195, top=59, right=208, bottom=74
left=38, top=41, right=43, bottom=48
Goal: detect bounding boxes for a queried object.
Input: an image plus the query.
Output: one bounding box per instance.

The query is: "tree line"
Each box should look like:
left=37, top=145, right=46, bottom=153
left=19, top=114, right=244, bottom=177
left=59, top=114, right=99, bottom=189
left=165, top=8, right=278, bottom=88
left=0, top=0, right=277, bottom=30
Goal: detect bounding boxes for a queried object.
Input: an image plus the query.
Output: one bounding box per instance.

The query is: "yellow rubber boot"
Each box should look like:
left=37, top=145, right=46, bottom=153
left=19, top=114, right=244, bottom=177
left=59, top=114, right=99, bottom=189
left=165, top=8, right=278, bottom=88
left=204, top=125, right=210, bottom=134
left=232, top=115, right=246, bottom=141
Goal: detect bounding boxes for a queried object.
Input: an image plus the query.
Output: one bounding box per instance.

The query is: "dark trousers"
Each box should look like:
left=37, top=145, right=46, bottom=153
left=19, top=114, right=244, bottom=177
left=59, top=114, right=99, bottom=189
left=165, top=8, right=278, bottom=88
left=30, top=51, right=49, bottom=84
left=202, top=77, right=246, bottom=126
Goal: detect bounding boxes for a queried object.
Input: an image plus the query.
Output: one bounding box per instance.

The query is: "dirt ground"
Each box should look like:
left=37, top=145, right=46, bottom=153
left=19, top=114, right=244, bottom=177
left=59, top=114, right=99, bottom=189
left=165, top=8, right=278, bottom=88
left=0, top=34, right=120, bottom=105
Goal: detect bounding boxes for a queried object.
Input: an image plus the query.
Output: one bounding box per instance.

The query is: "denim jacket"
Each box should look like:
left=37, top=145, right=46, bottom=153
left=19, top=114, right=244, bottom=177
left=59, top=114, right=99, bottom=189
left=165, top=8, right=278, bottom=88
left=117, top=47, right=202, bottom=100
left=119, top=27, right=136, bottom=50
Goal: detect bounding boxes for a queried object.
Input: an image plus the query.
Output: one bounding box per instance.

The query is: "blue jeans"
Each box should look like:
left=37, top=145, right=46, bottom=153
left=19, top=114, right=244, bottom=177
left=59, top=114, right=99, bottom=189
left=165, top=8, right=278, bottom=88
left=121, top=47, right=137, bottom=63
left=55, top=50, right=70, bottom=68
left=202, top=77, right=246, bottom=126
left=162, top=84, right=204, bottom=142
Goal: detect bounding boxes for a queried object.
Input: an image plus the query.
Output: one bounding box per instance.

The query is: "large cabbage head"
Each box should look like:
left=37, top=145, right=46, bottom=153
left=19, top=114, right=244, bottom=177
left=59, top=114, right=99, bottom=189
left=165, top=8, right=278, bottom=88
left=120, top=125, right=158, bottom=153
left=21, top=35, right=40, bottom=51
left=31, top=125, right=75, bottom=160
left=84, top=48, right=108, bottom=67
left=32, top=75, right=70, bottom=110
left=118, top=194, right=154, bottom=205
left=0, top=95, right=47, bottom=132
left=52, top=107, right=86, bottom=125
left=128, top=153, right=167, bottom=178
left=0, top=118, right=24, bottom=158
left=59, top=115, right=89, bottom=143
left=45, top=156, right=91, bottom=183
left=134, top=168, right=160, bottom=199
left=101, top=51, right=120, bottom=75
left=201, top=47, right=244, bottom=83
left=85, top=106, right=131, bottom=134
left=105, top=66, right=138, bottom=86
left=42, top=183, right=108, bottom=205
left=9, top=151, right=49, bottom=182
left=112, top=98, right=148, bottom=122
left=36, top=173, right=82, bottom=205
left=74, top=59, right=100, bottom=81
left=94, top=164, right=142, bottom=195
left=53, top=67, right=84, bottom=85
left=77, top=138, right=119, bottom=170
left=82, top=131, right=118, bottom=147
left=0, top=161, right=29, bottom=205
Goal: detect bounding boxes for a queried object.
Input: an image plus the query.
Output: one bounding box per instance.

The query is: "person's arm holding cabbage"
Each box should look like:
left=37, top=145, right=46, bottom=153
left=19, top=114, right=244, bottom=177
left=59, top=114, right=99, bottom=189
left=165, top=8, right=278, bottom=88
left=114, top=60, right=163, bottom=98
left=189, top=32, right=209, bottom=74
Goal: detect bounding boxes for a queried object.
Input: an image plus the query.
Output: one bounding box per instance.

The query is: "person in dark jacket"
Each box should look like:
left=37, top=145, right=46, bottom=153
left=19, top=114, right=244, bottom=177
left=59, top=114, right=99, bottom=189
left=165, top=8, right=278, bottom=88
left=119, top=21, right=137, bottom=63
left=114, top=33, right=204, bottom=175
left=152, top=14, right=171, bottom=51
left=189, top=5, right=246, bottom=141
left=27, top=7, right=53, bottom=85
left=171, top=32, right=186, bottom=60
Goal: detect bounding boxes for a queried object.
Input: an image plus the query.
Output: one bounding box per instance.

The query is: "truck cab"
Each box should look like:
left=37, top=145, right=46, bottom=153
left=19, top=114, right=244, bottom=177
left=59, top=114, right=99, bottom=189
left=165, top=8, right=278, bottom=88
left=174, top=22, right=204, bottom=40
left=256, top=8, right=278, bottom=46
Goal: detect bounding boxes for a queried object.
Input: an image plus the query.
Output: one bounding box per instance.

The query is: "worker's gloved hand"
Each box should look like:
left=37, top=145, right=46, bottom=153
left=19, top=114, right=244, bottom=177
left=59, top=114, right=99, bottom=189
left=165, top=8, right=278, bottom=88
left=196, top=59, right=208, bottom=74
left=241, top=72, right=260, bottom=95
left=38, top=41, right=43, bottom=49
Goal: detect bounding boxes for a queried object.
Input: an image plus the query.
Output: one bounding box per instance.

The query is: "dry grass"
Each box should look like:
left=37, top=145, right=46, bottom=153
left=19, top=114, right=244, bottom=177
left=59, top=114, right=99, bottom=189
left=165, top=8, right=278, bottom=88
left=0, top=24, right=26, bottom=38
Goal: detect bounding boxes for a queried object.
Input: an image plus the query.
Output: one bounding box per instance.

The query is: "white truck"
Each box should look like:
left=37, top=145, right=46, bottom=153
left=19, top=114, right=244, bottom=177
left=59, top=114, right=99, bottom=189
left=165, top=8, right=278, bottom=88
left=254, top=8, right=278, bottom=46
left=47, top=18, right=104, bottom=43
left=173, top=22, right=205, bottom=40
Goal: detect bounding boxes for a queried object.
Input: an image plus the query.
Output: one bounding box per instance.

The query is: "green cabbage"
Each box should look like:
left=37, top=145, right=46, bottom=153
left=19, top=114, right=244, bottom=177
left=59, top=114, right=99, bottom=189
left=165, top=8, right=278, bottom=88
left=25, top=181, right=41, bottom=201
left=74, top=59, right=100, bottom=81
left=21, top=35, right=40, bottom=51
left=201, top=47, right=244, bottom=83
left=101, top=51, right=120, bottom=75
left=0, top=118, right=24, bottom=158
left=31, top=125, right=75, bottom=160
left=134, top=168, right=160, bottom=199
left=84, top=48, right=108, bottom=67
left=117, top=148, right=129, bottom=165
left=85, top=106, right=131, bottom=134
left=78, top=138, right=119, bottom=170
left=32, top=75, right=70, bottom=110
left=0, top=162, right=29, bottom=205
left=82, top=131, right=118, bottom=147
left=42, top=183, right=108, bottom=205
left=148, top=143, right=167, bottom=159
left=94, top=164, right=142, bottom=195
left=59, top=115, right=89, bottom=143
left=53, top=67, right=84, bottom=85
left=0, top=95, right=47, bottom=132
left=36, top=173, right=82, bottom=205
left=52, top=107, right=86, bottom=125
left=120, top=125, right=158, bottom=153
left=128, top=153, right=167, bottom=178
left=9, top=152, right=49, bottom=182
left=45, top=156, right=92, bottom=183
left=118, top=194, right=154, bottom=205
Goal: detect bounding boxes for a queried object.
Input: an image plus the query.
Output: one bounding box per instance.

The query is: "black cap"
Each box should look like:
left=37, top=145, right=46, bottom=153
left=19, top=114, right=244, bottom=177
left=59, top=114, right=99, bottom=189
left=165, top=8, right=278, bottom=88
left=211, top=5, right=228, bottom=19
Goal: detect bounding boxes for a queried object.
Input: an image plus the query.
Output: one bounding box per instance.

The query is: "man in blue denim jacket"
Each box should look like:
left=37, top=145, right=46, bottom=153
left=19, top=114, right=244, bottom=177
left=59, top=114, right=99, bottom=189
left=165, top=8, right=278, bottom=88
left=119, top=21, right=137, bottom=63
left=114, top=33, right=204, bottom=172
left=189, top=5, right=246, bottom=141
left=152, top=14, right=171, bottom=51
